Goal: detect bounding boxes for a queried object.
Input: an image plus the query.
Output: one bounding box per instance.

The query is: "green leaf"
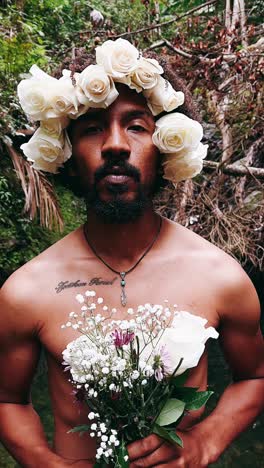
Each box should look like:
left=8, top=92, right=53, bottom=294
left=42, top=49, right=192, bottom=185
left=171, top=386, right=198, bottom=398
left=184, top=391, right=213, bottom=411
left=115, top=440, right=130, bottom=468
left=155, top=398, right=185, bottom=426
left=153, top=423, right=183, bottom=448
left=170, top=370, right=189, bottom=387
left=67, top=424, right=90, bottom=435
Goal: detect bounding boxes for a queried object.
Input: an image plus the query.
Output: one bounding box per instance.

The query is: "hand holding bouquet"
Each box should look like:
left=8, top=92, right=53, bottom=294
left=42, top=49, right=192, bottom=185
left=62, top=292, right=218, bottom=467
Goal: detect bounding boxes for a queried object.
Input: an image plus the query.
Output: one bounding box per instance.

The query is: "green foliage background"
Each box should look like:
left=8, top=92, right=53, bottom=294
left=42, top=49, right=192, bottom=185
left=0, top=0, right=263, bottom=466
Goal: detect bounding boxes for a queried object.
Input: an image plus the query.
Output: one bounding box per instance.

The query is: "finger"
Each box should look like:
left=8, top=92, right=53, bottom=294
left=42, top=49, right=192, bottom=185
left=127, top=434, right=163, bottom=461
left=155, top=458, right=186, bottom=468
left=130, top=443, right=178, bottom=467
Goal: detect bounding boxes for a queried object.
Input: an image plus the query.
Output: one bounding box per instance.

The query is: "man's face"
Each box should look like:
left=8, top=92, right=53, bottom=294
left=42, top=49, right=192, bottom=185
left=69, top=85, right=160, bottom=223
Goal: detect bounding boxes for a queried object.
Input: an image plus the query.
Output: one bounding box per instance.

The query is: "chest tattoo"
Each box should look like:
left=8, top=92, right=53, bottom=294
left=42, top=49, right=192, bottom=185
left=55, top=277, right=118, bottom=293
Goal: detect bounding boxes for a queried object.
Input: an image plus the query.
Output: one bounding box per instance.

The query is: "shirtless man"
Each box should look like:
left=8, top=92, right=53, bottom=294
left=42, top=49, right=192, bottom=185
left=1, top=43, right=264, bottom=468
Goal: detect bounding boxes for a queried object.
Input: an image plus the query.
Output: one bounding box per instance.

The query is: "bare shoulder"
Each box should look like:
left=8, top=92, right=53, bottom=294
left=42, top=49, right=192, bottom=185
left=0, top=226, right=84, bottom=330
left=166, top=218, right=260, bottom=328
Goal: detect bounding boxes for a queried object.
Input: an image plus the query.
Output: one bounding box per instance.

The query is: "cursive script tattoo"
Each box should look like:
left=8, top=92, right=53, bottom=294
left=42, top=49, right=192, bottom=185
left=55, top=277, right=118, bottom=293
left=55, top=280, right=87, bottom=294
left=89, top=276, right=118, bottom=286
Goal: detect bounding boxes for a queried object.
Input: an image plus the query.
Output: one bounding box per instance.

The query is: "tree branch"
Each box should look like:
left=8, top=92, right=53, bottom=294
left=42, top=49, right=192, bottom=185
left=203, top=160, right=264, bottom=179
left=109, top=0, right=217, bottom=39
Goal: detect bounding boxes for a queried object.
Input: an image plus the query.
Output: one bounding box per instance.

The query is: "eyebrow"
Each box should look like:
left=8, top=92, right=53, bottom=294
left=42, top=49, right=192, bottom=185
left=123, top=109, right=153, bottom=122
left=78, top=108, right=153, bottom=123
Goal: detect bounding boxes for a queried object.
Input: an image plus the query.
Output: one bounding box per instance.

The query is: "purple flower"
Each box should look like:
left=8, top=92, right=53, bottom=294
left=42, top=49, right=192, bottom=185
left=154, top=367, right=164, bottom=381
left=112, top=329, right=135, bottom=348
left=159, top=344, right=172, bottom=375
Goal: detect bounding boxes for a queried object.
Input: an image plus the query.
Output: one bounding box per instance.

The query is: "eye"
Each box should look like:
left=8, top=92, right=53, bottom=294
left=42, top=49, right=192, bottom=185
left=129, top=125, right=146, bottom=132
left=83, top=125, right=103, bottom=135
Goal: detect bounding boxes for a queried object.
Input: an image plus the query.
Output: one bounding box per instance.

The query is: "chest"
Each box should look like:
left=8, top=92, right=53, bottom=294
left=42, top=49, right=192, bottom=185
left=38, top=258, right=219, bottom=367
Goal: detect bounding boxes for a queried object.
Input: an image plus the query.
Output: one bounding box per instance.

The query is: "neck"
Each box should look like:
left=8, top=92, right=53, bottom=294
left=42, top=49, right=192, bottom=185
left=84, top=207, right=161, bottom=271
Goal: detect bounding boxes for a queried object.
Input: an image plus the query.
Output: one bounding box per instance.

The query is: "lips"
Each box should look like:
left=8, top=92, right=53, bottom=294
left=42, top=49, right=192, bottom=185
left=104, top=174, right=132, bottom=184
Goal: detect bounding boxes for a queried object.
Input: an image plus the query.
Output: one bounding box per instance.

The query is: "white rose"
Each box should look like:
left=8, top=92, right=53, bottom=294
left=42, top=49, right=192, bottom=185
left=138, top=311, right=218, bottom=376
left=21, top=128, right=72, bottom=173
left=129, top=57, right=163, bottom=93
left=17, top=74, right=54, bottom=121
left=162, top=143, right=208, bottom=183
left=161, top=311, right=218, bottom=375
left=76, top=64, right=118, bottom=108
left=40, top=117, right=69, bottom=138
left=49, top=76, right=79, bottom=118
left=96, top=38, right=139, bottom=78
left=17, top=65, right=79, bottom=120
left=153, top=112, right=203, bottom=153
left=144, top=76, right=184, bottom=116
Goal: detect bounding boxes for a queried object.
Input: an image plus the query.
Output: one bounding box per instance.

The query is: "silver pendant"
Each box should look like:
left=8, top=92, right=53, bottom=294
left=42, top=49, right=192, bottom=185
left=121, top=287, right=127, bottom=307
left=120, top=272, right=127, bottom=307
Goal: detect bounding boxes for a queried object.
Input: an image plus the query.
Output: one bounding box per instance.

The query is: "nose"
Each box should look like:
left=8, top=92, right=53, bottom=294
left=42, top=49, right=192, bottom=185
left=101, top=123, right=130, bottom=161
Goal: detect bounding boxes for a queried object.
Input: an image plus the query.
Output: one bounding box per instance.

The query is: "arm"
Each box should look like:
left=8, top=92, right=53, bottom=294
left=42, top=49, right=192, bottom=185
left=0, top=275, right=87, bottom=468
left=192, top=270, right=264, bottom=463
left=128, top=263, right=264, bottom=467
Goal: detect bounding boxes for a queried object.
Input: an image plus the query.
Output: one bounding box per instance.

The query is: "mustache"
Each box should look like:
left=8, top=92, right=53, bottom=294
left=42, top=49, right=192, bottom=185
left=94, top=161, right=141, bottom=184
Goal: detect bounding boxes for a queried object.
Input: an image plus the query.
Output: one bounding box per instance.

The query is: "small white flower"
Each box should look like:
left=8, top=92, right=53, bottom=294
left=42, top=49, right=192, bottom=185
left=142, top=379, right=147, bottom=385
left=101, top=435, right=108, bottom=442
left=131, top=370, right=140, bottom=380
left=85, top=290, right=96, bottom=297
left=90, top=432, right=95, bottom=438
left=124, top=455, right=129, bottom=462
left=66, top=322, right=71, bottom=327
left=97, top=297, right=104, bottom=304
left=109, top=434, right=116, bottom=443
left=88, top=412, right=95, bottom=420
left=91, top=423, right=97, bottom=430
left=76, top=294, right=85, bottom=304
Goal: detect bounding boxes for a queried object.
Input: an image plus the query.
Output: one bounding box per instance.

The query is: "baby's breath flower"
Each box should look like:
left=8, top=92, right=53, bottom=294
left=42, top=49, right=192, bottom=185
left=85, top=290, right=96, bottom=297
left=76, top=294, right=85, bottom=303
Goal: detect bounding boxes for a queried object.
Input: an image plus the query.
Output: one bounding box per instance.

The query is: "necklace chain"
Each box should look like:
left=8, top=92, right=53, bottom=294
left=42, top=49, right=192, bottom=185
left=83, top=217, right=162, bottom=307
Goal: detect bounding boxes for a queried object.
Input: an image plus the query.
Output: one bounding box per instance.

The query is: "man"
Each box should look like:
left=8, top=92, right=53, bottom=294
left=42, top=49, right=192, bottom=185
left=0, top=39, right=264, bottom=467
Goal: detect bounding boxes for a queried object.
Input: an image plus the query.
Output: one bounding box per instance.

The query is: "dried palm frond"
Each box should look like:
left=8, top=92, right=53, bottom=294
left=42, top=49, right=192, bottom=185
left=155, top=174, right=264, bottom=270
left=4, top=141, right=64, bottom=232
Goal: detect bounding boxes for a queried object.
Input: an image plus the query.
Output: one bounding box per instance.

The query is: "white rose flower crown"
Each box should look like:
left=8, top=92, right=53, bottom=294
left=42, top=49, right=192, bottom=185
left=17, top=38, right=208, bottom=183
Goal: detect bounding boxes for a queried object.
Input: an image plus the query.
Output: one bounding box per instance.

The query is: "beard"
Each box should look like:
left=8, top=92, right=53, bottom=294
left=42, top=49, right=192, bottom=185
left=85, top=161, right=153, bottom=224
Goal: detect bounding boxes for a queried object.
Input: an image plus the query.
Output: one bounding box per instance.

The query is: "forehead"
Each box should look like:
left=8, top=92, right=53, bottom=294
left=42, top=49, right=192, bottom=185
left=80, top=84, right=153, bottom=122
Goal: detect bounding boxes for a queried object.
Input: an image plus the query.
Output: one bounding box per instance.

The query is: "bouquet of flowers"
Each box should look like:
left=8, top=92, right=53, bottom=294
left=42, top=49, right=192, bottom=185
left=62, top=291, right=218, bottom=467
